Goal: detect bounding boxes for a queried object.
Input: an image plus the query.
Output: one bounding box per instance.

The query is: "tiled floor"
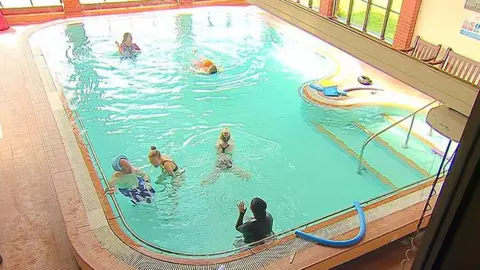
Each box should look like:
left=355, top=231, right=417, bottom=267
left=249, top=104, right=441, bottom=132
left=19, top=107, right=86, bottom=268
left=0, top=39, right=78, bottom=269
left=0, top=7, right=439, bottom=269
left=333, top=239, right=413, bottom=270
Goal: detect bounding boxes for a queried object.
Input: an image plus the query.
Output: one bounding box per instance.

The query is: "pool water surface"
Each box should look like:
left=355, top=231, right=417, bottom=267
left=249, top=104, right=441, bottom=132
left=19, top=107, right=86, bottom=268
left=30, top=6, right=431, bottom=254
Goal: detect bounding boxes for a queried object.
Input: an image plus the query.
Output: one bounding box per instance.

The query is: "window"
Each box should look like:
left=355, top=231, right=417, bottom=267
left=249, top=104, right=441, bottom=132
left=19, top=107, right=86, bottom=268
left=0, top=0, right=62, bottom=8
left=292, top=0, right=321, bottom=12
left=334, top=0, right=402, bottom=43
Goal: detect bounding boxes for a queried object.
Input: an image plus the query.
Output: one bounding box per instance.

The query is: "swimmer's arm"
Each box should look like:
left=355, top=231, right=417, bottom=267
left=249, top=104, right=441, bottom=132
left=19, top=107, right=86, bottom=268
left=107, top=173, right=120, bottom=193
left=109, top=172, right=120, bottom=186
left=116, top=42, right=125, bottom=56
left=163, top=164, right=176, bottom=177
left=215, top=143, right=223, bottom=154
left=228, top=142, right=235, bottom=152
left=235, top=212, right=246, bottom=232
left=134, top=168, right=151, bottom=182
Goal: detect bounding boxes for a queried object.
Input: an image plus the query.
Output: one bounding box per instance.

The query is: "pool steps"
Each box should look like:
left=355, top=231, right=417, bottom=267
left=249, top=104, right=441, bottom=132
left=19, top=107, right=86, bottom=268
left=383, top=114, right=443, bottom=152
left=314, top=123, right=396, bottom=189
left=353, top=122, right=430, bottom=178
left=366, top=114, right=448, bottom=174
left=315, top=122, right=426, bottom=188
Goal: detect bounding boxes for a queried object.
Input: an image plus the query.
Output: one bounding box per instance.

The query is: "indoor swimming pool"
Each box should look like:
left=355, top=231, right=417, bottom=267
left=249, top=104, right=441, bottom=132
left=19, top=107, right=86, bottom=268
left=29, top=6, right=445, bottom=255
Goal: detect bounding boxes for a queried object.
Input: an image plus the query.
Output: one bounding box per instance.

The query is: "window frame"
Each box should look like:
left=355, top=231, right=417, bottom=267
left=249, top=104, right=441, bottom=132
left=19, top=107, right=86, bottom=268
left=292, top=0, right=320, bottom=13
left=0, top=0, right=63, bottom=8
left=335, top=0, right=401, bottom=42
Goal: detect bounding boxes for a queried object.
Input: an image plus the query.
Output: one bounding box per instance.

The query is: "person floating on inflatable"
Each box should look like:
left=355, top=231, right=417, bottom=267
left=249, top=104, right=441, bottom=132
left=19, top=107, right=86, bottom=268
left=148, top=146, right=185, bottom=185
left=192, top=49, right=219, bottom=75
left=115, top=32, right=141, bottom=58
left=107, top=155, right=155, bottom=204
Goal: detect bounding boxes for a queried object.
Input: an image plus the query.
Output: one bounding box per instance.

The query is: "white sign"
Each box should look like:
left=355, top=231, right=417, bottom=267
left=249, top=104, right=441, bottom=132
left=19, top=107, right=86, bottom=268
left=460, top=16, right=480, bottom=41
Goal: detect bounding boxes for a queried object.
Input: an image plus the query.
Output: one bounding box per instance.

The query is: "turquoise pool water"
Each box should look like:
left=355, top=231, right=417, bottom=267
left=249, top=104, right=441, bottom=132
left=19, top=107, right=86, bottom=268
left=31, top=7, right=434, bottom=254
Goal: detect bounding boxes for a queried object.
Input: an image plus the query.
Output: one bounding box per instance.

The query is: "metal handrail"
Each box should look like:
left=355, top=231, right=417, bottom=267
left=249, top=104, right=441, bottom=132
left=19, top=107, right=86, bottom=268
left=357, top=100, right=437, bottom=173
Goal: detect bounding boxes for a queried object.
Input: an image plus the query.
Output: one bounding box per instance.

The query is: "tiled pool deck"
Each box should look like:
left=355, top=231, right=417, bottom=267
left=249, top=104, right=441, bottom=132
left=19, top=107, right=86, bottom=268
left=0, top=6, right=443, bottom=270
left=0, top=29, right=79, bottom=269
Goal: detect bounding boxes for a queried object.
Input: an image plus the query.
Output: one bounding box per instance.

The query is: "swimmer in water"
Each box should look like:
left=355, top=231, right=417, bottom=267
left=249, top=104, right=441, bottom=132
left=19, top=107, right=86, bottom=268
left=115, top=32, right=141, bottom=57
left=148, top=146, right=185, bottom=185
left=192, top=49, right=219, bottom=75
left=236, top=198, right=274, bottom=245
left=107, top=155, right=155, bottom=204
left=201, top=128, right=251, bottom=185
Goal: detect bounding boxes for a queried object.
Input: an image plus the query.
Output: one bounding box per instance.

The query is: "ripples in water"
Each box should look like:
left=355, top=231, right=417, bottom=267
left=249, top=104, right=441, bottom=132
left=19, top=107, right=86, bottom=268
left=33, top=8, right=393, bottom=254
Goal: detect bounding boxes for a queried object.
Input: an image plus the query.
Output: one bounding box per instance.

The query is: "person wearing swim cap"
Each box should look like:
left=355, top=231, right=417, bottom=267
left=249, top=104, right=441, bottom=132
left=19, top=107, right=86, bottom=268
left=236, top=197, right=274, bottom=244
left=148, top=146, right=185, bottom=184
left=201, top=128, right=250, bottom=185
left=192, top=49, right=219, bottom=75
left=107, top=155, right=155, bottom=204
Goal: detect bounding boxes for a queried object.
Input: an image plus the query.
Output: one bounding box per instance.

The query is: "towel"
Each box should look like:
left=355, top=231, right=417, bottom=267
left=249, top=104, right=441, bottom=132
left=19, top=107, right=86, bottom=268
left=112, top=155, right=128, bottom=171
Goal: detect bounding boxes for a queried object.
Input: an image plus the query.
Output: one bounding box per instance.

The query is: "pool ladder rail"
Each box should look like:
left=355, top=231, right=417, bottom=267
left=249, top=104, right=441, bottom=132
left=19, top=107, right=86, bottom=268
left=357, top=100, right=438, bottom=174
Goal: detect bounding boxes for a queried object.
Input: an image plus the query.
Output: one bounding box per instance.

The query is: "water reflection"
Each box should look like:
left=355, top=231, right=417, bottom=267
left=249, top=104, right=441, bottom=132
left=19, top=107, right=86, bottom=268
left=65, top=23, right=100, bottom=96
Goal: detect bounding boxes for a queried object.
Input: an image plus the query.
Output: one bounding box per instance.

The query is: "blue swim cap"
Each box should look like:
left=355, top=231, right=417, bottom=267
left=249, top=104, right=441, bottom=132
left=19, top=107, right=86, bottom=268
left=112, top=155, right=128, bottom=171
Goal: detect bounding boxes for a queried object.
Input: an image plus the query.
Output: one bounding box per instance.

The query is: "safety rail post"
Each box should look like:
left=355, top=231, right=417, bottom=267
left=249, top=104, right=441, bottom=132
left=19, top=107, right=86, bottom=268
left=357, top=100, right=436, bottom=174
left=402, top=114, right=416, bottom=148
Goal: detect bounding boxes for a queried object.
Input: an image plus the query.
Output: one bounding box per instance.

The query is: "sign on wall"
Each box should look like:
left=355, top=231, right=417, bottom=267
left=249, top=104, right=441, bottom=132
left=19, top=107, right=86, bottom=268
left=460, top=16, right=480, bottom=41
left=465, top=0, right=480, bottom=13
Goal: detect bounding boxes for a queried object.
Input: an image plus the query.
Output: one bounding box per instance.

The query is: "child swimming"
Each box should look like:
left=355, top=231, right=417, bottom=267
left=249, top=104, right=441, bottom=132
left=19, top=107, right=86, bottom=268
left=115, top=32, right=141, bottom=58
left=192, top=49, right=219, bottom=75
left=148, top=146, right=185, bottom=184
left=107, top=155, right=155, bottom=204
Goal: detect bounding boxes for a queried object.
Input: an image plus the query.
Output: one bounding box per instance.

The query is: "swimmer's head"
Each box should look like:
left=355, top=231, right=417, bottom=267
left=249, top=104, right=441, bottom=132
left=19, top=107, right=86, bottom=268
left=219, top=128, right=231, bottom=142
left=119, top=158, right=133, bottom=174
left=208, top=65, right=218, bottom=75
left=122, top=32, right=132, bottom=44
left=148, top=146, right=162, bottom=167
left=250, top=197, right=267, bottom=220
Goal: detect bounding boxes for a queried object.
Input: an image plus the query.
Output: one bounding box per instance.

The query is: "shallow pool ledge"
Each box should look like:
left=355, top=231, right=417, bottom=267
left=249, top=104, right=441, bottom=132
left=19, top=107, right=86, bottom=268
left=21, top=12, right=442, bottom=270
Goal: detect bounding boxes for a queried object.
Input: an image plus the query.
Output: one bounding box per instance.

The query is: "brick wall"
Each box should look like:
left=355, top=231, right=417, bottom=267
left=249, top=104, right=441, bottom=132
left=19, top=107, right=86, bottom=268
left=319, top=0, right=335, bottom=17
left=393, top=0, right=423, bottom=49
left=64, top=0, right=82, bottom=14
